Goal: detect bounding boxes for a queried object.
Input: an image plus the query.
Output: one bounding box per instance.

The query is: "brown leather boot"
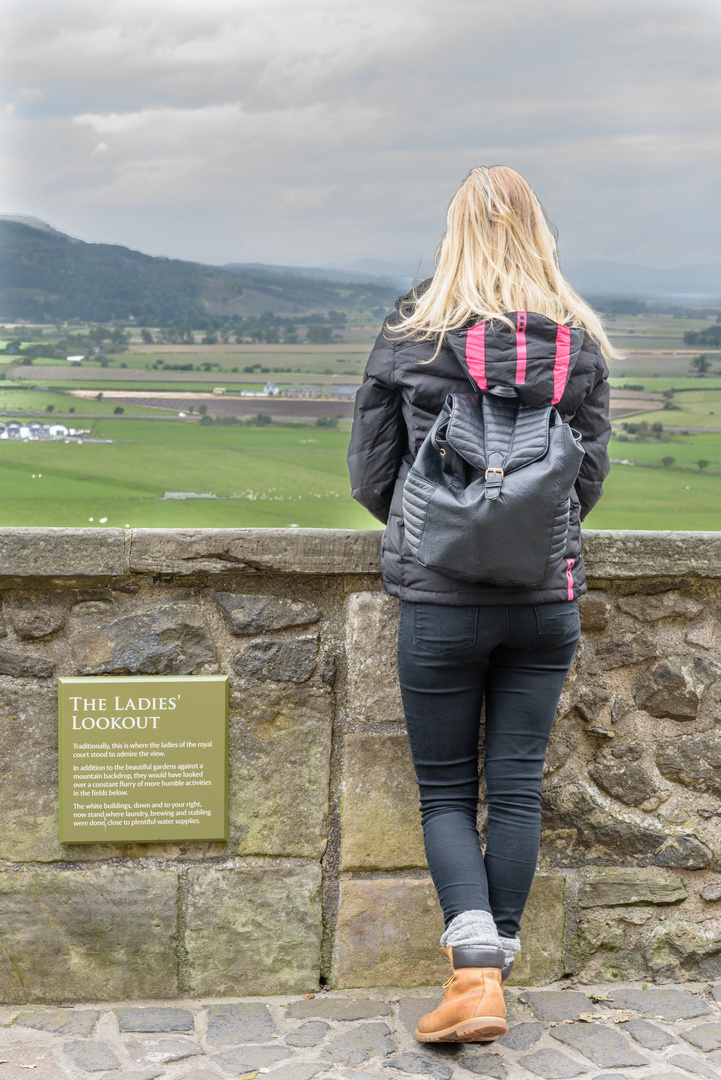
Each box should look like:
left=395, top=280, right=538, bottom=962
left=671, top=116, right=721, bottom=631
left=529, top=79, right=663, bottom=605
left=415, top=945, right=507, bottom=1043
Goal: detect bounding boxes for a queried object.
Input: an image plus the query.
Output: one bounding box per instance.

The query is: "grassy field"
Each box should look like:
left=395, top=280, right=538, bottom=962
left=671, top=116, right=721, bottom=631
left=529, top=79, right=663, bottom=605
left=0, top=387, right=170, bottom=416
left=0, top=419, right=378, bottom=528
left=584, top=464, right=721, bottom=531
left=0, top=414, right=720, bottom=531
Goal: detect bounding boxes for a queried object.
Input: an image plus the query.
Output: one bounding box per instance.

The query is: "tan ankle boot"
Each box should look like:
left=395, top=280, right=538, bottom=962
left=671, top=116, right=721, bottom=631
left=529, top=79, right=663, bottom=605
left=415, top=945, right=507, bottom=1043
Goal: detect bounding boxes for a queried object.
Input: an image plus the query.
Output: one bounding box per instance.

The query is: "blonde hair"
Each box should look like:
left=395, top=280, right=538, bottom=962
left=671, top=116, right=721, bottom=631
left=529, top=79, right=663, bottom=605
left=387, top=166, right=620, bottom=360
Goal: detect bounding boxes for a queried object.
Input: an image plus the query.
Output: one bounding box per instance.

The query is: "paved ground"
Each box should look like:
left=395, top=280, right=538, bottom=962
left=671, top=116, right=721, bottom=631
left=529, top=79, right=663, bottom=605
left=2, top=982, right=721, bottom=1080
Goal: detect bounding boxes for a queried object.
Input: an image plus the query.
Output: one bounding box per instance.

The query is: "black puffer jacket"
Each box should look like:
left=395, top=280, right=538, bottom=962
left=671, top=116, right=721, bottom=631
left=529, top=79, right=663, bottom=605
left=347, top=288, right=611, bottom=605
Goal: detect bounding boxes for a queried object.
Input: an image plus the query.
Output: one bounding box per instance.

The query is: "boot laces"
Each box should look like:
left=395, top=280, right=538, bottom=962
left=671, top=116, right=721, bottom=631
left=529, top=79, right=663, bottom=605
left=442, top=973, right=455, bottom=991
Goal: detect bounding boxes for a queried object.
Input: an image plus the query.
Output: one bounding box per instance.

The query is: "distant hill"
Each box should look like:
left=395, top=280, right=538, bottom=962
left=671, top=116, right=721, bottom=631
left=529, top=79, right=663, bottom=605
left=3, top=215, right=719, bottom=325
left=0, top=217, right=400, bottom=323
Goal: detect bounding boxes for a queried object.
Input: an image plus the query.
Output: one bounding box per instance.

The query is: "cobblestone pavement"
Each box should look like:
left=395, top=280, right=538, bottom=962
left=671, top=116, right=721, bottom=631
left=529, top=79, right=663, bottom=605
left=2, top=982, right=721, bottom=1080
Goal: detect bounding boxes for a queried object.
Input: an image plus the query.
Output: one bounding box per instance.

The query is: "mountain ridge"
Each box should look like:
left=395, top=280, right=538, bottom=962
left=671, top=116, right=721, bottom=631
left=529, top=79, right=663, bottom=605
left=2, top=215, right=720, bottom=324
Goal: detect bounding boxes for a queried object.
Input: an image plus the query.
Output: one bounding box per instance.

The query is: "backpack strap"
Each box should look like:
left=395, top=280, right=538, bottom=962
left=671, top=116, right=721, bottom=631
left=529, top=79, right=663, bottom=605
left=481, top=395, right=518, bottom=501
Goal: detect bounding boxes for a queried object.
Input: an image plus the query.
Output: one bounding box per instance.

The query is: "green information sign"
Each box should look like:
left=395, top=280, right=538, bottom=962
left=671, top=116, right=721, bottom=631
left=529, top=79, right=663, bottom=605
left=58, top=676, right=228, bottom=843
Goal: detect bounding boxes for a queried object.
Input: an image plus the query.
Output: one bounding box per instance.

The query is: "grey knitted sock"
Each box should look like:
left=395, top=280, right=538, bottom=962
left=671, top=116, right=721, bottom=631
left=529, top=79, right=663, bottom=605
left=439, top=909, right=501, bottom=950
left=499, top=935, right=521, bottom=967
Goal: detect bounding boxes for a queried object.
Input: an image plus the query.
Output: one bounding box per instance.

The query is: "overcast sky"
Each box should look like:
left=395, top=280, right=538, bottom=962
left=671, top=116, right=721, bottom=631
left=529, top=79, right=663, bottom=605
left=2, top=0, right=720, bottom=271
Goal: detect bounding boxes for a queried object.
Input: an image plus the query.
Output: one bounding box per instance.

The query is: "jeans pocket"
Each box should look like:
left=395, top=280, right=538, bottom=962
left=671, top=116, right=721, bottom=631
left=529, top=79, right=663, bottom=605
left=534, top=600, right=581, bottom=637
left=413, top=603, right=478, bottom=654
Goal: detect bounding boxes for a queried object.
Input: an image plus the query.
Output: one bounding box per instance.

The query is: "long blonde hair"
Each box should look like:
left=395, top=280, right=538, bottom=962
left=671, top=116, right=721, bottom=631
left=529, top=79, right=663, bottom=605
left=387, top=166, right=620, bottom=360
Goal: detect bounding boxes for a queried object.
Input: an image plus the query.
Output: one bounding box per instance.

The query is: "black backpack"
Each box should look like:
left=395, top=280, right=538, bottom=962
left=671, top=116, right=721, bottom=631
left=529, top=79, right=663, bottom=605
left=402, top=374, right=585, bottom=587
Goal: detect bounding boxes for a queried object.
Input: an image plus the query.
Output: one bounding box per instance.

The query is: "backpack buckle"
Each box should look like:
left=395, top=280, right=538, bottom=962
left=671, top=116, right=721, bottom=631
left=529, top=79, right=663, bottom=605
left=484, top=467, right=504, bottom=500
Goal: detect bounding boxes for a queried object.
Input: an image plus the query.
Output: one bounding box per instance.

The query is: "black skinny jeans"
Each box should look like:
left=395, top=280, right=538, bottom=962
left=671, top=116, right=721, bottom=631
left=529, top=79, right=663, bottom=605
left=397, top=599, right=580, bottom=940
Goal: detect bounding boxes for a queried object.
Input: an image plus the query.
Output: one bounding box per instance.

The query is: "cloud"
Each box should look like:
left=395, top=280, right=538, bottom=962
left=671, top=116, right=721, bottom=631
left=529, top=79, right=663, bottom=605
left=2, top=0, right=721, bottom=268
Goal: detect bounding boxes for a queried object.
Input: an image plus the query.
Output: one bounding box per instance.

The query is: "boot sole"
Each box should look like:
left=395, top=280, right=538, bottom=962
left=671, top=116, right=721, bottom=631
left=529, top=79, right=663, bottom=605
left=415, top=1015, right=507, bottom=1043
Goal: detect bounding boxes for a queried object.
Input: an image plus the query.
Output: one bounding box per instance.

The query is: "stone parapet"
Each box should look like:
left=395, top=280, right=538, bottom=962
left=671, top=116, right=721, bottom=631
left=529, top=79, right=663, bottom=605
left=0, top=527, right=720, bottom=1001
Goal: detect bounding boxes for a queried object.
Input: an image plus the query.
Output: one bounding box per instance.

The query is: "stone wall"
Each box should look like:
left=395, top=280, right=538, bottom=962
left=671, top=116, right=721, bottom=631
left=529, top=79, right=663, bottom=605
left=1, top=527, right=721, bottom=1003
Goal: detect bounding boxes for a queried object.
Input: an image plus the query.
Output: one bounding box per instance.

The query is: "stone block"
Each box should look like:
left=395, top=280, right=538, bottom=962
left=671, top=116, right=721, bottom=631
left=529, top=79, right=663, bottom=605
left=497, top=1022, right=543, bottom=1050
left=129, top=528, right=381, bottom=575
left=204, top=1002, right=278, bottom=1045
left=228, top=685, right=332, bottom=858
left=71, top=602, right=218, bottom=675
left=523, top=990, right=597, bottom=1022
left=0, top=647, right=55, bottom=678
left=345, top=592, right=403, bottom=724
left=185, top=860, right=322, bottom=995
left=333, top=876, right=446, bottom=988
left=588, top=759, right=661, bottom=807
left=582, top=529, right=721, bottom=579
left=509, top=876, right=566, bottom=986
left=6, top=605, right=66, bottom=640
left=519, top=1047, right=586, bottom=1078
left=63, top=1040, right=122, bottom=1071
left=657, top=734, right=721, bottom=796
left=682, top=1022, right=721, bottom=1052
left=0, top=867, right=178, bottom=1003
left=0, top=685, right=62, bottom=863
left=286, top=998, right=392, bottom=1020
left=578, top=868, right=688, bottom=908
left=339, top=733, right=425, bottom=871
left=233, top=633, right=319, bottom=682
left=549, top=1022, right=648, bottom=1068
left=284, top=1020, right=330, bottom=1045
left=212, top=1046, right=293, bottom=1071
left=321, top=1022, right=396, bottom=1065
left=573, top=684, right=612, bottom=723
left=618, top=591, right=704, bottom=622
left=14, top=1009, right=99, bottom=1036
left=634, top=657, right=716, bottom=721
left=382, top=1053, right=451, bottom=1079
left=125, top=1037, right=202, bottom=1064
left=702, top=884, right=721, bottom=902
left=115, top=1007, right=194, bottom=1032
left=619, top=1017, right=678, bottom=1049
left=0, top=528, right=126, bottom=580
left=579, top=590, right=611, bottom=632
left=604, top=987, right=713, bottom=1020
left=541, top=782, right=712, bottom=869
left=213, top=592, right=320, bottom=634
left=642, top=916, right=721, bottom=981
left=588, top=631, right=657, bottom=672
left=667, top=1055, right=720, bottom=1080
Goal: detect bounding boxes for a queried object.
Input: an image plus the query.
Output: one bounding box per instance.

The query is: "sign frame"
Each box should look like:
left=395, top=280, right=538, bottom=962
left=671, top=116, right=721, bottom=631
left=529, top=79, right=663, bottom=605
left=58, top=675, right=228, bottom=844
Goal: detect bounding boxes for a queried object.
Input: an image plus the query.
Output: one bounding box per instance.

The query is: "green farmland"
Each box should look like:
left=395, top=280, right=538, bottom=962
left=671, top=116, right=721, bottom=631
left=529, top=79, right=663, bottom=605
left=0, top=420, right=378, bottom=529
left=0, top=415, right=720, bottom=531
left=3, top=308, right=721, bottom=531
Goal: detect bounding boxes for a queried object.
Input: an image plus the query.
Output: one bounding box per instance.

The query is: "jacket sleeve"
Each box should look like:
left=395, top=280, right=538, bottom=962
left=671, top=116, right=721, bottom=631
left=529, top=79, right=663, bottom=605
left=572, top=351, right=612, bottom=520
left=347, top=330, right=405, bottom=524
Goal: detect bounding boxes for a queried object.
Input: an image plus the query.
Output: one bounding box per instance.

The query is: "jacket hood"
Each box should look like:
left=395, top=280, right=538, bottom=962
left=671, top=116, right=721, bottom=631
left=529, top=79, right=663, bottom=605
left=445, top=312, right=586, bottom=408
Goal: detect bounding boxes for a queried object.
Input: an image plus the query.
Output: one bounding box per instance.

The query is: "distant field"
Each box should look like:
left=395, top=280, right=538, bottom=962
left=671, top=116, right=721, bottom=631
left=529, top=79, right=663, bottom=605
left=584, top=464, right=721, bottom=531
left=3, top=310, right=721, bottom=531
left=0, top=387, right=168, bottom=416
left=619, top=389, right=721, bottom=429
left=0, top=415, right=720, bottom=531
left=0, top=419, right=378, bottom=529
left=609, top=432, right=721, bottom=471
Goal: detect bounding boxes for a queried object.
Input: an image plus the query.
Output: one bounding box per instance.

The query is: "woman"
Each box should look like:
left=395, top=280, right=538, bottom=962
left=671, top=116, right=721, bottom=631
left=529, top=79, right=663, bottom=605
left=347, top=166, right=615, bottom=1042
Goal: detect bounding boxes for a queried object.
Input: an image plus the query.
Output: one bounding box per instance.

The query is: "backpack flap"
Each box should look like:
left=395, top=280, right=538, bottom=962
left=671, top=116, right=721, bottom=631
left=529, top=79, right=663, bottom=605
left=443, top=393, right=554, bottom=500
